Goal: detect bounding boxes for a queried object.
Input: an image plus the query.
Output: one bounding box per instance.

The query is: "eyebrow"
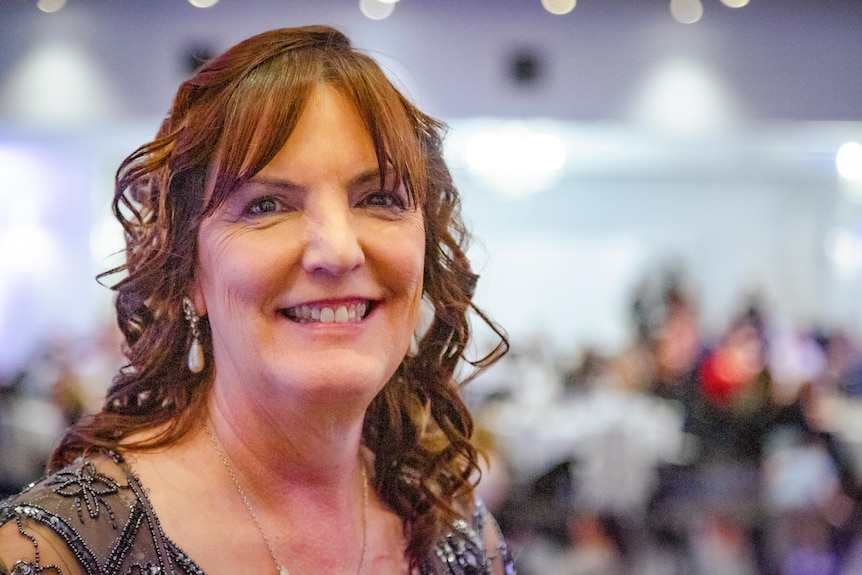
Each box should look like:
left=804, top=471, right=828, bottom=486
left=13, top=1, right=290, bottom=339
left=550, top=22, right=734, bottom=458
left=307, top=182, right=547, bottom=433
left=349, top=168, right=386, bottom=188
left=247, top=168, right=386, bottom=191
left=243, top=176, right=302, bottom=192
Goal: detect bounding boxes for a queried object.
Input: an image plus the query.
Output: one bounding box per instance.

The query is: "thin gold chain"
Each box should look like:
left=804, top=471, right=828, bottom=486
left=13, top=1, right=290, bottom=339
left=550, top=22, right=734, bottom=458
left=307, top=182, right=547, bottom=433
left=205, top=425, right=369, bottom=575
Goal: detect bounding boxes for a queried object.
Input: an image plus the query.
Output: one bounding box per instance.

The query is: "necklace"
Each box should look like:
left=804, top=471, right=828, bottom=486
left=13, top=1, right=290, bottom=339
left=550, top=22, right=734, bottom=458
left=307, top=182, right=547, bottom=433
left=205, top=425, right=369, bottom=575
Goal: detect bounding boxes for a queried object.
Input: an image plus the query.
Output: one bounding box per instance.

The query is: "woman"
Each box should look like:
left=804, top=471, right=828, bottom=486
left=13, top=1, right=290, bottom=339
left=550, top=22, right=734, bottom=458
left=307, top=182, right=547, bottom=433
left=0, top=26, right=511, bottom=575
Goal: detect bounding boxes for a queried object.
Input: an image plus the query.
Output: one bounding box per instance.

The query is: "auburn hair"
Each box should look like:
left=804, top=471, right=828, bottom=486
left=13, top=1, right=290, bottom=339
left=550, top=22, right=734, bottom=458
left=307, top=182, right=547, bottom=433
left=51, top=25, right=507, bottom=566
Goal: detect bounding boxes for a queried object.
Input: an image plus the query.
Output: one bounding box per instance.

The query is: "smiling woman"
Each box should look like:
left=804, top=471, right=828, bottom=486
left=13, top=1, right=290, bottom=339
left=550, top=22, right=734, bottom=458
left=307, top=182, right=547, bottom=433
left=0, top=26, right=511, bottom=575
left=193, top=84, right=427, bottom=416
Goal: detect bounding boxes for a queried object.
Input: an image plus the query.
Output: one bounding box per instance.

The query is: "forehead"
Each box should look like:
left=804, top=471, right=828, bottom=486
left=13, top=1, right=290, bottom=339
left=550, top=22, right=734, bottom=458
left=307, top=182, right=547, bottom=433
left=256, top=85, right=375, bottom=177
left=206, top=76, right=421, bottom=211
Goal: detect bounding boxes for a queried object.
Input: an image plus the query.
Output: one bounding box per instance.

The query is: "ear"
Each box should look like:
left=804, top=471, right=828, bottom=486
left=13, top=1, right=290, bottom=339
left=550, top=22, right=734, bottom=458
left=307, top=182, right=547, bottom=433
left=190, top=281, right=207, bottom=317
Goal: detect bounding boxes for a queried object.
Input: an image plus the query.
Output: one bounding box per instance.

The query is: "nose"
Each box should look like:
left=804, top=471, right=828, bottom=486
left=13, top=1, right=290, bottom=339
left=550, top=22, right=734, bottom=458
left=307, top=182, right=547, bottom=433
left=301, top=198, right=365, bottom=276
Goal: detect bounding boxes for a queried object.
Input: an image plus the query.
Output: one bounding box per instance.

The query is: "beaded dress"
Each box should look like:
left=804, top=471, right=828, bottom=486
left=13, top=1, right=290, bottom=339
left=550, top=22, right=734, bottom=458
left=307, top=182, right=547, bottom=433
left=0, top=454, right=514, bottom=575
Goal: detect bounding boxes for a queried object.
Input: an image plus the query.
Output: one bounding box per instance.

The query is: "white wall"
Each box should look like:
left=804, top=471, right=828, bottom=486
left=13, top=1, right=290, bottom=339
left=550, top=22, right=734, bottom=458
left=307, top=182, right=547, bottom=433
left=450, top=120, right=862, bottom=353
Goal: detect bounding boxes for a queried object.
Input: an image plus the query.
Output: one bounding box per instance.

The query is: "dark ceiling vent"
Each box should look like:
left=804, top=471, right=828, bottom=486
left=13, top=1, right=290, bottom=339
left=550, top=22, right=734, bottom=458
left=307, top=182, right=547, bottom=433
left=508, top=47, right=544, bottom=88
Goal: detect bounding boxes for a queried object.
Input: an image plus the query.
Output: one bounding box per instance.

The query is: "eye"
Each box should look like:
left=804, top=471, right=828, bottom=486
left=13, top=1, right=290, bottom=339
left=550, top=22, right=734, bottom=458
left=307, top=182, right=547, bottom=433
left=359, top=190, right=407, bottom=210
left=245, top=196, right=282, bottom=216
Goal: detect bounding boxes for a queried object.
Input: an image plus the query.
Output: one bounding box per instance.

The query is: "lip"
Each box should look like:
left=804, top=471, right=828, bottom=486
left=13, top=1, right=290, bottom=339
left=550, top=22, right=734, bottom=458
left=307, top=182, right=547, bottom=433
left=278, top=297, right=377, bottom=324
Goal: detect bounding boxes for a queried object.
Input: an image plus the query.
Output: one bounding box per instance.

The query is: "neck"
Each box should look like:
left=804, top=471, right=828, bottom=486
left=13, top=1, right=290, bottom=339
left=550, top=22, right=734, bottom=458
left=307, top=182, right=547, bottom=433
left=209, top=395, right=363, bottom=495
left=203, top=423, right=370, bottom=575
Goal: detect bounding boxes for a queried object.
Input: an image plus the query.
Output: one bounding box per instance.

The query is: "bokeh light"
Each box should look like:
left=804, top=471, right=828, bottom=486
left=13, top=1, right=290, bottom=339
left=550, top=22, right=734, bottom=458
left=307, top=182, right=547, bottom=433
left=670, top=0, right=703, bottom=23
left=359, top=0, right=396, bottom=19
left=542, top=0, right=577, bottom=16
left=2, top=43, right=118, bottom=125
left=824, top=227, right=862, bottom=276
left=837, top=142, right=862, bottom=181
left=464, top=126, right=566, bottom=197
left=36, top=0, right=66, bottom=13
left=629, top=58, right=736, bottom=134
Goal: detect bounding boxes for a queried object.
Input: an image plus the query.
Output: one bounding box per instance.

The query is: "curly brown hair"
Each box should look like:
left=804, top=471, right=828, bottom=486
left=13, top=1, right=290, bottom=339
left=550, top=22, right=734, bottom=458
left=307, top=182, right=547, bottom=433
left=50, top=25, right=507, bottom=566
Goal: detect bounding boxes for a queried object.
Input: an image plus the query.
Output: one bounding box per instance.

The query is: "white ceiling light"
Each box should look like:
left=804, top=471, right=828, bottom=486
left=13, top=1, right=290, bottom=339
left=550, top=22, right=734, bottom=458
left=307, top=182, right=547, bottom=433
left=1, top=42, right=118, bottom=126
left=720, top=0, right=750, bottom=7
left=359, top=0, right=396, bottom=19
left=670, top=0, right=703, bottom=24
left=464, top=124, right=566, bottom=197
left=542, top=0, right=576, bottom=16
left=36, top=0, right=66, bottom=13
left=628, top=57, right=736, bottom=135
left=837, top=142, right=862, bottom=181
left=189, top=0, right=220, bottom=7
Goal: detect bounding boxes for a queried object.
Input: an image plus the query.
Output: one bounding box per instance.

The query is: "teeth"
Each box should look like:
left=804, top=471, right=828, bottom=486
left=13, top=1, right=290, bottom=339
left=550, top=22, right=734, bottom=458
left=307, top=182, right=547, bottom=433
left=320, top=307, right=335, bottom=322
left=334, top=306, right=348, bottom=322
left=286, top=302, right=370, bottom=324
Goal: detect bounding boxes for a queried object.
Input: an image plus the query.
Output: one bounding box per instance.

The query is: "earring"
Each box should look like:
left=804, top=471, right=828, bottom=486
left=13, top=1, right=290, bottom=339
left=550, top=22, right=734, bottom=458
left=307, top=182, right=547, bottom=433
left=182, top=297, right=205, bottom=374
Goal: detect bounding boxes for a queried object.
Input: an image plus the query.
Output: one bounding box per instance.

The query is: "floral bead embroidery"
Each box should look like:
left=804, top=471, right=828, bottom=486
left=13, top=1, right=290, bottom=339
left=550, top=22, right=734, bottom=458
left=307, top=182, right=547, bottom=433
left=46, top=461, right=120, bottom=528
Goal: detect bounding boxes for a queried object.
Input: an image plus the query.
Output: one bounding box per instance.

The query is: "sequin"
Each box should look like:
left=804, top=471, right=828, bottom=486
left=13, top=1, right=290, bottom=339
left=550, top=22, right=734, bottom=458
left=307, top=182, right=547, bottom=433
left=0, top=454, right=515, bottom=575
left=10, top=561, right=36, bottom=575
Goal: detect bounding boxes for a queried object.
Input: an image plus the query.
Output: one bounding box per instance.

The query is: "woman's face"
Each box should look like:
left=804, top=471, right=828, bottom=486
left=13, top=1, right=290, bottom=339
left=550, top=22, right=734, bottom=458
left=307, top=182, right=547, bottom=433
left=193, top=84, right=425, bottom=408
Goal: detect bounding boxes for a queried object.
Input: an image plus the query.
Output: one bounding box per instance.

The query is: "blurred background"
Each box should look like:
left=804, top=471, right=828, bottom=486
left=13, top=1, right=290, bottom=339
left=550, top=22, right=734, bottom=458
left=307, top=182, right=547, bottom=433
left=1, top=0, right=862, bottom=573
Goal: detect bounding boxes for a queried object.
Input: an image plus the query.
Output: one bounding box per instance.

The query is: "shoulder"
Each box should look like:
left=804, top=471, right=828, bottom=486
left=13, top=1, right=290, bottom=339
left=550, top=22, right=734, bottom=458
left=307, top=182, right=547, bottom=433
left=1, top=453, right=134, bottom=533
left=424, top=502, right=515, bottom=575
left=0, top=453, right=160, bottom=575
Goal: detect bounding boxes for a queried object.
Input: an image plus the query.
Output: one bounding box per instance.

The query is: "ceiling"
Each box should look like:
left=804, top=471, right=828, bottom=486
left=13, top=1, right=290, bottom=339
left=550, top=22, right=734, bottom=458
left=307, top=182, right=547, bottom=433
left=1, top=0, right=860, bottom=126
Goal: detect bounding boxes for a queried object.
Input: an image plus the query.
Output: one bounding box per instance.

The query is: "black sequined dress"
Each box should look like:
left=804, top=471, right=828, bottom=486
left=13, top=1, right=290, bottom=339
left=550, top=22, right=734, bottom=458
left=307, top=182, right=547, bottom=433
left=0, top=454, right=514, bottom=575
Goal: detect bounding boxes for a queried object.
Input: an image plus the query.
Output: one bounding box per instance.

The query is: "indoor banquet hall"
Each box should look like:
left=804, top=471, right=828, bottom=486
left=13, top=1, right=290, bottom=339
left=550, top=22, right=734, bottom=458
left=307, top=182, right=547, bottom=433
left=1, top=1, right=862, bottom=573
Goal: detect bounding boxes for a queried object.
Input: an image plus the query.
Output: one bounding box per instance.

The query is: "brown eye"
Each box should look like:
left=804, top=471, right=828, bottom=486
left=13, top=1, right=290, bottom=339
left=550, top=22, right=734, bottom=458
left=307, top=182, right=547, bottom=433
left=246, top=196, right=280, bottom=216
left=361, top=191, right=404, bottom=210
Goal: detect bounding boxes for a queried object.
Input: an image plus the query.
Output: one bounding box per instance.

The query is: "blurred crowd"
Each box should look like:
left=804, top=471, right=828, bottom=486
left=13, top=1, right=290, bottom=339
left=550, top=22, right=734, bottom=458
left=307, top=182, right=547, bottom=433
left=468, top=269, right=862, bottom=575
left=0, top=323, right=124, bottom=497
left=3, top=268, right=862, bottom=575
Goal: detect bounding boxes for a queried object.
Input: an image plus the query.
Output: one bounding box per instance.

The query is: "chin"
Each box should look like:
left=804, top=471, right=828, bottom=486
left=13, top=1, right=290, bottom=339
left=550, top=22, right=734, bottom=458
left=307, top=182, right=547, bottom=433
left=273, top=357, right=398, bottom=403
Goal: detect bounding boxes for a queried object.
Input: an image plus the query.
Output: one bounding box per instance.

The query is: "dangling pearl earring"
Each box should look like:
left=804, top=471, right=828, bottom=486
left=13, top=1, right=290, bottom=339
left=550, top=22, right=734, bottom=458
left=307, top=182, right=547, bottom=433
left=182, top=297, right=205, bottom=374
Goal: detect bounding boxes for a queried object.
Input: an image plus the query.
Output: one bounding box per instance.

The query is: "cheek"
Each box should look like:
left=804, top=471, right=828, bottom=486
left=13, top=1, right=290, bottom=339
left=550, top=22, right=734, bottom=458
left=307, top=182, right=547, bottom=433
left=196, top=229, right=292, bottom=314
left=366, top=217, right=426, bottom=323
left=400, top=216, right=425, bottom=269
left=399, top=230, right=427, bottom=327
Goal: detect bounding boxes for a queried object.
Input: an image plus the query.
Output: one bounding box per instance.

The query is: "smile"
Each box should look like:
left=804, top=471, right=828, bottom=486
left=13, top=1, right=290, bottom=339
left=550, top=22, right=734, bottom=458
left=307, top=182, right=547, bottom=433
left=282, top=301, right=372, bottom=324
